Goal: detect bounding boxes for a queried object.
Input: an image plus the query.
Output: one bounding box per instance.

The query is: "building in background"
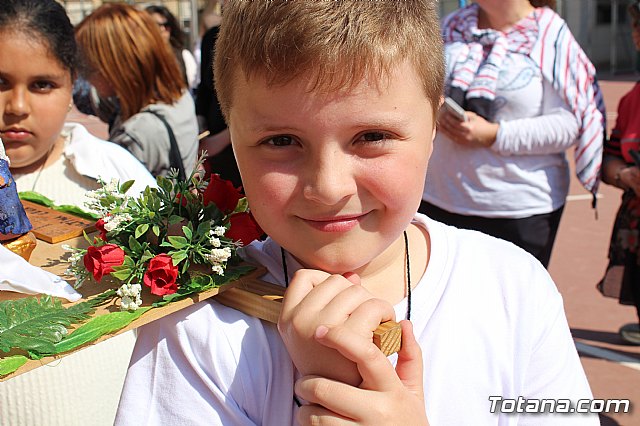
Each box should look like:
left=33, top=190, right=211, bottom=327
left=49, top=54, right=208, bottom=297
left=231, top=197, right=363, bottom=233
left=440, top=0, right=638, bottom=74
left=60, top=0, right=638, bottom=74
left=60, top=0, right=205, bottom=50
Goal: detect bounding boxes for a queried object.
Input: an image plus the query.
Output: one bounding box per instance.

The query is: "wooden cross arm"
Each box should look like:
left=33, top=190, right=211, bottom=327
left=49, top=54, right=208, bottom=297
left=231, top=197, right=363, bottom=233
left=214, top=279, right=402, bottom=356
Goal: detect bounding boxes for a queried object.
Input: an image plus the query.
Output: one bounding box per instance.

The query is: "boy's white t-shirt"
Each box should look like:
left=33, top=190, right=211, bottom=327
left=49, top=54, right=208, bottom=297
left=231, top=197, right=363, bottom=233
left=115, top=215, right=597, bottom=425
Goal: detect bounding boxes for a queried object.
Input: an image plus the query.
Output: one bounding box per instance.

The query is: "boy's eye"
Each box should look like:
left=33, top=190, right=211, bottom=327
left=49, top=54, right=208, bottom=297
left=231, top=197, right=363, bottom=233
left=264, top=135, right=296, bottom=147
left=362, top=132, right=386, bottom=142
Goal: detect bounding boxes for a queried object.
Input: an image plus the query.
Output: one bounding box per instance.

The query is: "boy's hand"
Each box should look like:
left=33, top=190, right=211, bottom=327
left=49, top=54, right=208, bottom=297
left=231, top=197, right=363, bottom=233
left=278, top=269, right=396, bottom=387
left=438, top=109, right=499, bottom=148
left=295, top=320, right=428, bottom=426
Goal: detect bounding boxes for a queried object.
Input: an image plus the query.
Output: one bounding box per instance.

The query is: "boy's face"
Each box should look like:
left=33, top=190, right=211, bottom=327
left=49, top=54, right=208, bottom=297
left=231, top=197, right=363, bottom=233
left=229, top=61, right=435, bottom=273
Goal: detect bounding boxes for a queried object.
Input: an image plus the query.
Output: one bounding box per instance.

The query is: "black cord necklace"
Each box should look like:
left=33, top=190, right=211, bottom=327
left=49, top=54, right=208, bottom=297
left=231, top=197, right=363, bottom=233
left=280, top=230, right=412, bottom=320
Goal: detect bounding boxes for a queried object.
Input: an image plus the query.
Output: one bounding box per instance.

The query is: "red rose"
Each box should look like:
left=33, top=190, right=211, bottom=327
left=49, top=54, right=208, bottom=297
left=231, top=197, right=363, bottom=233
left=225, top=212, right=263, bottom=246
left=202, top=174, right=242, bottom=214
left=95, top=218, right=108, bottom=241
left=83, top=244, right=125, bottom=282
left=143, top=254, right=179, bottom=296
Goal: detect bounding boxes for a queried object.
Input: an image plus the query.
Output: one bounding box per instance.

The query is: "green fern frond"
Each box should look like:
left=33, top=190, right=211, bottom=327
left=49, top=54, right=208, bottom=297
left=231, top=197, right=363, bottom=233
left=0, top=291, right=115, bottom=356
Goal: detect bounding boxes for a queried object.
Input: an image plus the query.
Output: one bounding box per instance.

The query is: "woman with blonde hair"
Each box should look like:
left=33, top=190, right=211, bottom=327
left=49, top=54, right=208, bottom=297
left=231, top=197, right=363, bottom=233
left=75, top=3, right=198, bottom=178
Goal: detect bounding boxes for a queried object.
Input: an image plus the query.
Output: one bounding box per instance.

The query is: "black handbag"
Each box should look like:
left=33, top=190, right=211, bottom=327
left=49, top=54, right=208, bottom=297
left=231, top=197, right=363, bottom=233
left=145, top=110, right=186, bottom=181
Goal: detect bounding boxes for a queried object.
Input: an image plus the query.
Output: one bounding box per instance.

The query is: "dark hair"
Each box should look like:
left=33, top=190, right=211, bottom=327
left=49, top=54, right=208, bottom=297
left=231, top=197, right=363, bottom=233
left=530, top=0, right=556, bottom=9
left=0, top=0, right=78, bottom=76
left=145, top=4, right=186, bottom=49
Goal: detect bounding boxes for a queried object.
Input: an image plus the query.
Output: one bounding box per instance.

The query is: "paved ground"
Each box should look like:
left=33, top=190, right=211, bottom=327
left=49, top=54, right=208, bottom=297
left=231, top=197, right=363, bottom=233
left=68, top=77, right=640, bottom=425
left=549, top=77, right=640, bottom=426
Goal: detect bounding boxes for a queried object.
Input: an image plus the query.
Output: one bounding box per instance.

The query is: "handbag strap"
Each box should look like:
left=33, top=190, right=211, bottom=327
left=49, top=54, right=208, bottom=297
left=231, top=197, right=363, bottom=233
left=144, top=110, right=186, bottom=180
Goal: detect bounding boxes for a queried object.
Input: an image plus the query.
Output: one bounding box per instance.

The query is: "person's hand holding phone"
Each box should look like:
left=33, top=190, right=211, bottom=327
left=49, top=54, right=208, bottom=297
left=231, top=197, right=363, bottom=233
left=437, top=99, right=499, bottom=148
left=442, top=97, right=468, bottom=122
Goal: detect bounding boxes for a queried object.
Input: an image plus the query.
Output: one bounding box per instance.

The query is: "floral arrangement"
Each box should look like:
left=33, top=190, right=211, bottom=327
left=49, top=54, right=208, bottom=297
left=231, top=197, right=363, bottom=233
left=64, top=160, right=262, bottom=311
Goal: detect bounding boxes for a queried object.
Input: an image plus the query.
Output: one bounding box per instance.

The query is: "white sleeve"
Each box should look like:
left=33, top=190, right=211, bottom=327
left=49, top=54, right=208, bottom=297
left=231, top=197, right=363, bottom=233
left=518, top=273, right=599, bottom=425
left=492, top=79, right=579, bottom=156
left=182, top=49, right=199, bottom=90
left=115, top=300, right=296, bottom=426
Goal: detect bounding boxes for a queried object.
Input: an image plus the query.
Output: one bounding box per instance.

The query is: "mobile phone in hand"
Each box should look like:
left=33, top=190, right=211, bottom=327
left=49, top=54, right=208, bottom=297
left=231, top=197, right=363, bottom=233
left=442, top=97, right=468, bottom=122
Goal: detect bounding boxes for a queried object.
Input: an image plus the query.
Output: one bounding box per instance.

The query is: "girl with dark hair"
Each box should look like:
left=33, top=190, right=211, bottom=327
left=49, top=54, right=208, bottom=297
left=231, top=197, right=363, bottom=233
left=145, top=4, right=199, bottom=91
left=0, top=0, right=155, bottom=424
left=76, top=3, right=199, bottom=178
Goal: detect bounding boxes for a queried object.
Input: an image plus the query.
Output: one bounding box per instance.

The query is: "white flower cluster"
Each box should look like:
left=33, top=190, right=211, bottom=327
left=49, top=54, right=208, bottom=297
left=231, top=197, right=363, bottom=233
left=116, top=283, right=143, bottom=311
left=103, top=212, right=133, bottom=232
left=84, top=177, right=128, bottom=214
left=62, top=244, right=90, bottom=288
left=207, top=247, right=232, bottom=275
left=212, top=225, right=227, bottom=236
left=208, top=225, right=227, bottom=248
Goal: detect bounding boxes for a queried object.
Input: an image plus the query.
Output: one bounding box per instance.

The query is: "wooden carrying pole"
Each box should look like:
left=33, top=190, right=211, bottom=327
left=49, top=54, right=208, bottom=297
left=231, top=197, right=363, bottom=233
left=215, top=279, right=402, bottom=356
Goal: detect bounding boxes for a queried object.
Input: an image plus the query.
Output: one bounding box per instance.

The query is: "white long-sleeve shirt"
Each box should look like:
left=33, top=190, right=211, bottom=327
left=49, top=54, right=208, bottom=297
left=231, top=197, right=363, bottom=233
left=423, top=42, right=580, bottom=218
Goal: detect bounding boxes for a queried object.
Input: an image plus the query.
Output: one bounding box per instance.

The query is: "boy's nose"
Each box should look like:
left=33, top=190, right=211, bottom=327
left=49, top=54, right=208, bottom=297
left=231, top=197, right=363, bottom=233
left=302, top=151, right=357, bottom=205
left=4, top=88, right=30, bottom=116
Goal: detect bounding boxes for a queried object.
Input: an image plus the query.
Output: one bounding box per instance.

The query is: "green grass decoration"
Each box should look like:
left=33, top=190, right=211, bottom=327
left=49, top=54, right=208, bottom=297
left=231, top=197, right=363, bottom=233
left=52, top=307, right=150, bottom=355
left=0, top=355, right=28, bottom=376
left=0, top=291, right=117, bottom=376
left=0, top=292, right=114, bottom=357
left=19, top=191, right=100, bottom=220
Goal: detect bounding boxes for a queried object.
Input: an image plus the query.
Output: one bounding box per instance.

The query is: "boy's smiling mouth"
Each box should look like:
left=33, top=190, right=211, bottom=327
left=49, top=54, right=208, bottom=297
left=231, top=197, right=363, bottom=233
left=299, top=212, right=370, bottom=232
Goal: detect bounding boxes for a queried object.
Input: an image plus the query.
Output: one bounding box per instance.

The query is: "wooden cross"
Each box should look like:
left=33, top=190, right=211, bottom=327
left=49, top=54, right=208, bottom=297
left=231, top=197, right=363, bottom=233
left=215, top=279, right=403, bottom=356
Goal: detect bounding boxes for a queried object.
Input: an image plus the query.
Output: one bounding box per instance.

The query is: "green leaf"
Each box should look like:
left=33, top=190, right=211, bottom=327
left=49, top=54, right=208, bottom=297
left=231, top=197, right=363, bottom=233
left=119, top=180, right=136, bottom=194
left=52, top=308, right=150, bottom=355
left=18, top=191, right=55, bottom=207
left=135, top=223, right=150, bottom=239
left=182, top=225, right=193, bottom=241
left=152, top=225, right=160, bottom=236
left=171, top=251, right=188, bottom=265
left=53, top=205, right=99, bottom=221
left=122, top=256, right=136, bottom=269
left=141, top=250, right=154, bottom=263
left=0, top=355, right=28, bottom=376
left=168, top=215, right=184, bottom=225
left=128, top=235, right=143, bottom=254
left=157, top=176, right=172, bottom=194
left=109, top=268, right=132, bottom=281
left=196, top=221, right=210, bottom=237
left=0, top=292, right=114, bottom=356
left=18, top=192, right=99, bottom=220
left=234, top=197, right=249, bottom=213
left=167, top=236, right=189, bottom=249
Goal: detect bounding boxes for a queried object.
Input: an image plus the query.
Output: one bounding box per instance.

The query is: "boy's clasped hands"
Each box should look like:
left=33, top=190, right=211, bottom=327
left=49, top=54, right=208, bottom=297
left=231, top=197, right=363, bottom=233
left=279, top=269, right=429, bottom=425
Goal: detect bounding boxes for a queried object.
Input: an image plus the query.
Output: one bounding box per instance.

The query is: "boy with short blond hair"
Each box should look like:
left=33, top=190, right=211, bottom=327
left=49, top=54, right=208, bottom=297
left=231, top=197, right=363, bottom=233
left=116, top=2, right=597, bottom=424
